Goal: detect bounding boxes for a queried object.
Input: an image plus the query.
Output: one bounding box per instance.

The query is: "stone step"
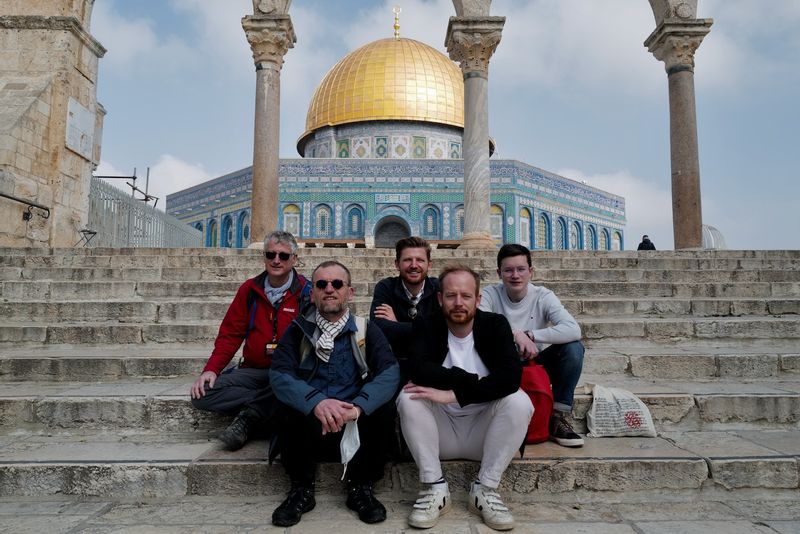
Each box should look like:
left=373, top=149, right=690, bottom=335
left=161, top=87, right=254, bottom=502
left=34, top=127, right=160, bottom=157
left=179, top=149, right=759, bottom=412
left=1, top=342, right=797, bottom=381
left=0, top=429, right=798, bottom=498
left=3, top=247, right=800, bottom=260
left=3, top=279, right=799, bottom=301
left=2, top=316, right=798, bottom=345
left=1, top=297, right=798, bottom=323
left=1, top=375, right=798, bottom=432
left=3, top=253, right=799, bottom=271
left=3, top=265, right=799, bottom=284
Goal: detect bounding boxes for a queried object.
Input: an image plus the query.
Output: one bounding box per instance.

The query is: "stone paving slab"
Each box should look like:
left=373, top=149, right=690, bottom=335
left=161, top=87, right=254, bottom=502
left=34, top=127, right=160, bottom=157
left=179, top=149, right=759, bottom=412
left=1, top=496, right=799, bottom=534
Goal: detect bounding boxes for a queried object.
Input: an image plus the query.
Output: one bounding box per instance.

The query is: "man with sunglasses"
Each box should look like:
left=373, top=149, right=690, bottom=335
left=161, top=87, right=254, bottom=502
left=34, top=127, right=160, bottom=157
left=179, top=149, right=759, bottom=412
left=190, top=230, right=311, bottom=451
left=269, top=260, right=399, bottom=527
left=370, top=236, right=440, bottom=379
left=479, top=244, right=585, bottom=448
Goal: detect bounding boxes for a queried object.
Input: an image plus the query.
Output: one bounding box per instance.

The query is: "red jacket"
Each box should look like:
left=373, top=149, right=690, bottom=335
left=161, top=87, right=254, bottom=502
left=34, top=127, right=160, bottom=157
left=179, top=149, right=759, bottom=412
left=203, top=269, right=310, bottom=375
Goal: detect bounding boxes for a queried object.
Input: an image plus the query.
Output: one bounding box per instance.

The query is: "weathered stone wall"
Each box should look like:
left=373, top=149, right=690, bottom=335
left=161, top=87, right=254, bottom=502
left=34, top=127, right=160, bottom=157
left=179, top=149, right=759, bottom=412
left=0, top=0, right=105, bottom=247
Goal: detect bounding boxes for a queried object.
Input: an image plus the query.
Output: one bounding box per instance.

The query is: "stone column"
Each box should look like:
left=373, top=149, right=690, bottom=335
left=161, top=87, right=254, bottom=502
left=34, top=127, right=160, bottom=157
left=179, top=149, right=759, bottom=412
left=242, top=10, right=295, bottom=246
left=446, top=16, right=504, bottom=249
left=645, top=15, right=712, bottom=249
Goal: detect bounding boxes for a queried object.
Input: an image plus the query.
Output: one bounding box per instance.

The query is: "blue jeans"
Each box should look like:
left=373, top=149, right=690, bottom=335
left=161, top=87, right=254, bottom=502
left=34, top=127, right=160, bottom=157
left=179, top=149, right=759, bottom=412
left=534, top=341, right=584, bottom=412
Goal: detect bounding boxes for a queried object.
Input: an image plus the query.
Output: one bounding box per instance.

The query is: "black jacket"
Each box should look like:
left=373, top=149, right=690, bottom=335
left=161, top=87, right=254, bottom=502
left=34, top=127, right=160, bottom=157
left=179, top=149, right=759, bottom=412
left=370, top=276, right=440, bottom=360
left=637, top=238, right=656, bottom=250
left=408, top=309, right=522, bottom=407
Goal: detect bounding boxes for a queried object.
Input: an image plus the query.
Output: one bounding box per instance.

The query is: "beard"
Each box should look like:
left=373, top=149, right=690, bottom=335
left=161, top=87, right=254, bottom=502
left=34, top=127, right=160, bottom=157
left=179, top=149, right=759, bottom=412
left=317, top=299, right=347, bottom=318
left=443, top=305, right=476, bottom=325
left=400, top=269, right=425, bottom=285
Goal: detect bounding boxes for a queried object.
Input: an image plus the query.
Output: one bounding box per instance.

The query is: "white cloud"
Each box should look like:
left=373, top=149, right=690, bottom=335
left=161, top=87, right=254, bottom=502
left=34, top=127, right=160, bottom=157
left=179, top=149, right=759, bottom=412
left=490, top=0, right=661, bottom=96
left=557, top=168, right=674, bottom=250
left=96, top=156, right=212, bottom=211
left=169, top=0, right=253, bottom=78
left=91, top=1, right=195, bottom=75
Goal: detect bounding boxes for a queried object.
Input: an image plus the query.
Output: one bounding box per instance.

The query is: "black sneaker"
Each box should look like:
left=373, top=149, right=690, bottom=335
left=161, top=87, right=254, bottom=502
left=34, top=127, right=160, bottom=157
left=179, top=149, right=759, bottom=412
left=549, top=411, right=585, bottom=447
left=346, top=482, right=387, bottom=524
left=219, top=408, right=258, bottom=451
left=272, top=485, right=316, bottom=527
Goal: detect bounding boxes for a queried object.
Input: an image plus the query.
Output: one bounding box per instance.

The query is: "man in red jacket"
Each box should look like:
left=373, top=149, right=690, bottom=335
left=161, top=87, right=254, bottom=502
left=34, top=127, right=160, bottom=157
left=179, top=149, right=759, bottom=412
left=190, top=230, right=310, bottom=451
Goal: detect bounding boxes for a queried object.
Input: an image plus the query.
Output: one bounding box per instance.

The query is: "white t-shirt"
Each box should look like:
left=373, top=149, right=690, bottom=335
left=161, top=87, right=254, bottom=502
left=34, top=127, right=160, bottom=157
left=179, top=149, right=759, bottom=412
left=442, top=331, right=489, bottom=416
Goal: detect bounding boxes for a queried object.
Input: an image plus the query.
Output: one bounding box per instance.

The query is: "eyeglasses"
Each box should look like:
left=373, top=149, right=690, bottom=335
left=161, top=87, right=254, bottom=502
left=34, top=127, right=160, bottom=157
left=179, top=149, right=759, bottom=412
left=265, top=251, right=293, bottom=261
left=501, top=267, right=530, bottom=276
left=314, top=279, right=346, bottom=290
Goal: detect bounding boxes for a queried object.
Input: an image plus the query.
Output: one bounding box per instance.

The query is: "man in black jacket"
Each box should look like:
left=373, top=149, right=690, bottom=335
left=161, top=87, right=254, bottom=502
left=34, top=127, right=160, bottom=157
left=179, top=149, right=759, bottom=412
left=637, top=235, right=656, bottom=250
left=397, top=264, right=533, bottom=531
left=370, top=236, right=440, bottom=379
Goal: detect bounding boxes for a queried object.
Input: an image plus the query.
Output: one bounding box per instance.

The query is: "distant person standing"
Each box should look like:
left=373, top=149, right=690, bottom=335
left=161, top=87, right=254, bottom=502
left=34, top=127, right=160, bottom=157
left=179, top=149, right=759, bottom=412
left=637, top=235, right=656, bottom=250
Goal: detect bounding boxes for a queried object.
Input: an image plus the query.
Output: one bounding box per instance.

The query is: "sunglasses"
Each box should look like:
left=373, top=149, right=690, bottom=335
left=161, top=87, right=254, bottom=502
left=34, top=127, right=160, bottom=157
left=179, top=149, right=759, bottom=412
left=265, top=251, right=293, bottom=261
left=314, top=279, right=347, bottom=290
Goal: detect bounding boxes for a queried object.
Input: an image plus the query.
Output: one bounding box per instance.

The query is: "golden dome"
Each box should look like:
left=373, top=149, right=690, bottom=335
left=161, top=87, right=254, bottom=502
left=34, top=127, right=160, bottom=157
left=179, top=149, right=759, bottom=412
left=298, top=37, right=464, bottom=150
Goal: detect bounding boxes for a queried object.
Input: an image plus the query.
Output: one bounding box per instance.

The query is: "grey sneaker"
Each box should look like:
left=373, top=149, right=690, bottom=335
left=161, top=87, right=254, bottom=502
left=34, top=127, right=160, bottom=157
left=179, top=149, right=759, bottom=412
left=468, top=481, right=514, bottom=531
left=408, top=481, right=450, bottom=529
left=549, top=411, right=585, bottom=448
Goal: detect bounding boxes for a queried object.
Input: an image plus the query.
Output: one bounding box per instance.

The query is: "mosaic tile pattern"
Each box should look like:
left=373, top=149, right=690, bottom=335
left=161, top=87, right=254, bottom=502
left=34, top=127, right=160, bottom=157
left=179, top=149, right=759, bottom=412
left=166, top=159, right=625, bottom=249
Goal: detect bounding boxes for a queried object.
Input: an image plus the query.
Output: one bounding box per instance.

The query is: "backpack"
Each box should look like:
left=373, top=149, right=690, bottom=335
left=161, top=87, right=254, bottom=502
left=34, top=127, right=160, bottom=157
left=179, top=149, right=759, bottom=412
left=520, top=362, right=553, bottom=445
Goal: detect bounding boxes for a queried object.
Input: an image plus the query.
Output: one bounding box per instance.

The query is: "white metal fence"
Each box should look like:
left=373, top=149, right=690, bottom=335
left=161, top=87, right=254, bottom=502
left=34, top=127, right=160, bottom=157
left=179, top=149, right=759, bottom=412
left=88, top=177, right=202, bottom=247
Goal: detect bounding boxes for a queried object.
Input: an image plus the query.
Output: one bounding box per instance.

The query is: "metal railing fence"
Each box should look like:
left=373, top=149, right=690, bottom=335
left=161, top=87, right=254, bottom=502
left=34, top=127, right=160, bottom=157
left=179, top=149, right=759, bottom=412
left=87, top=177, right=201, bottom=247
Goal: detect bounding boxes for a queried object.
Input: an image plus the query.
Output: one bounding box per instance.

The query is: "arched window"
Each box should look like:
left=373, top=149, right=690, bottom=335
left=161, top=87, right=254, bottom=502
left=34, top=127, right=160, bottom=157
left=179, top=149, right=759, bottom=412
left=519, top=208, right=531, bottom=248
left=237, top=211, right=250, bottom=248
left=314, top=204, right=332, bottom=238
left=556, top=218, right=567, bottom=250
left=345, top=205, right=364, bottom=237
left=599, top=229, right=609, bottom=250
left=490, top=205, right=504, bottom=241
left=454, top=206, right=465, bottom=237
left=587, top=225, right=597, bottom=250
left=207, top=219, right=218, bottom=248
left=421, top=206, right=439, bottom=239
left=536, top=213, right=551, bottom=250
left=221, top=215, right=234, bottom=248
left=282, top=204, right=300, bottom=237
left=569, top=221, right=581, bottom=250
left=612, top=231, right=622, bottom=251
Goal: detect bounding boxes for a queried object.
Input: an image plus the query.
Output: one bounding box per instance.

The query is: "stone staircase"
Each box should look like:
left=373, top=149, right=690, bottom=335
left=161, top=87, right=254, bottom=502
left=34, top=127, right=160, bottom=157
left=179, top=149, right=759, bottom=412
left=0, top=247, right=798, bottom=504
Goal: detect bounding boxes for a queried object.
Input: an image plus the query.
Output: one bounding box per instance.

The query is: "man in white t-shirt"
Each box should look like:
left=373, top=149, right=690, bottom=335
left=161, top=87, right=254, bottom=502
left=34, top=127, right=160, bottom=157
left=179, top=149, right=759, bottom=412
left=479, top=243, right=585, bottom=448
left=397, top=264, right=533, bottom=531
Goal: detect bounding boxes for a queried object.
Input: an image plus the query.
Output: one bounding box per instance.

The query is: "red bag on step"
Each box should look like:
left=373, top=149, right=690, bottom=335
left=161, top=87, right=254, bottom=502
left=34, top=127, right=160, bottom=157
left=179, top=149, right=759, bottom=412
left=520, top=363, right=553, bottom=444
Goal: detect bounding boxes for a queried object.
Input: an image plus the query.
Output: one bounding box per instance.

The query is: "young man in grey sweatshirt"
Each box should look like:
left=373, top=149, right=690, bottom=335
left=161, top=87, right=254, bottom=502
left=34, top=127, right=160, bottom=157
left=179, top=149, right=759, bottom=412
left=479, top=244, right=585, bottom=447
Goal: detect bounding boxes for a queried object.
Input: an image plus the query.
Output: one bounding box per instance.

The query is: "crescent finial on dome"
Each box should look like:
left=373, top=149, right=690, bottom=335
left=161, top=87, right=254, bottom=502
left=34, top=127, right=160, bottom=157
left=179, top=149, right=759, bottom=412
left=393, top=6, right=402, bottom=38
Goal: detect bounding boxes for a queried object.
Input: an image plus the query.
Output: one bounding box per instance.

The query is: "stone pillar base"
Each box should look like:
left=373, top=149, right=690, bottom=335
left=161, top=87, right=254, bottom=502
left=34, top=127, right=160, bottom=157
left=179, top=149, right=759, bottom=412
left=459, top=231, right=496, bottom=250
left=247, top=242, right=263, bottom=250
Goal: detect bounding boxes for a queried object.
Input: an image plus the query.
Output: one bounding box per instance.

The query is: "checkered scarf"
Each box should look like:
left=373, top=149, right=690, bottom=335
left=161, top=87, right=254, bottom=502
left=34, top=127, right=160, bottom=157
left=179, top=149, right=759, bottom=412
left=315, top=309, right=350, bottom=362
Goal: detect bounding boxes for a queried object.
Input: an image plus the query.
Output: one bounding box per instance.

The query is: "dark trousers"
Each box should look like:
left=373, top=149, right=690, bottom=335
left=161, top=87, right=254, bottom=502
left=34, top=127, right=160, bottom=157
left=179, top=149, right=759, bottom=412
left=191, top=367, right=275, bottom=421
left=279, top=401, right=395, bottom=487
left=534, top=340, right=585, bottom=412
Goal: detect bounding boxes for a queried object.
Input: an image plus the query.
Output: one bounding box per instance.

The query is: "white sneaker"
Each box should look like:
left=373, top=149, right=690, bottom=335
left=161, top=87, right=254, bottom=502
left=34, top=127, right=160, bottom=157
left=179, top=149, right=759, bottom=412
left=407, top=481, right=451, bottom=529
left=468, top=481, right=515, bottom=531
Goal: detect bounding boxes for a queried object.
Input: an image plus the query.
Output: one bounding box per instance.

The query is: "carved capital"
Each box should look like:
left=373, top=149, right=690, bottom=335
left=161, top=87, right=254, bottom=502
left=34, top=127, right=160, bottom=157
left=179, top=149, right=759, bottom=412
left=645, top=19, right=712, bottom=73
left=242, top=15, right=296, bottom=69
left=445, top=17, right=505, bottom=75
left=252, top=0, right=291, bottom=15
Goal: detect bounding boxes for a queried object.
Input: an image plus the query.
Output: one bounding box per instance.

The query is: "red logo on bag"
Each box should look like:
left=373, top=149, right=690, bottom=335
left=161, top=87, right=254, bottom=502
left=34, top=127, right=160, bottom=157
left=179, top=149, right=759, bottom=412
left=624, top=411, right=643, bottom=429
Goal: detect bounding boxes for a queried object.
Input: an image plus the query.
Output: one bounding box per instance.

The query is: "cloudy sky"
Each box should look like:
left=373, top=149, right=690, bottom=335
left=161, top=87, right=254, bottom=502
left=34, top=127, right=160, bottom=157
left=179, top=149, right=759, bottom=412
left=92, top=0, right=800, bottom=250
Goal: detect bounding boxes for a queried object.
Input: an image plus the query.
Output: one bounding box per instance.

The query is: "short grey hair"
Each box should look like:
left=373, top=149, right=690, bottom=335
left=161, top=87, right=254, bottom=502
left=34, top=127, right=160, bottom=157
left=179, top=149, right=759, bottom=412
left=263, top=230, right=298, bottom=253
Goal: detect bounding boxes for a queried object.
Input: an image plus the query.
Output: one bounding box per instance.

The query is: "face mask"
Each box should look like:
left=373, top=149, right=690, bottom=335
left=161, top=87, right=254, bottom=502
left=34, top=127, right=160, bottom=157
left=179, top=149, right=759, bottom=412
left=340, top=420, right=361, bottom=481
